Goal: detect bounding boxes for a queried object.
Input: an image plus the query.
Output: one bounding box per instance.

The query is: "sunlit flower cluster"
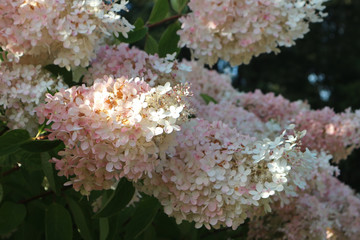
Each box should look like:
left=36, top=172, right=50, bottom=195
left=137, top=119, right=320, bottom=229
left=36, top=75, right=191, bottom=195
left=84, top=44, right=191, bottom=86
left=0, top=63, right=64, bottom=133
left=247, top=174, right=360, bottom=240
left=178, top=0, right=327, bottom=66
left=0, top=0, right=133, bottom=70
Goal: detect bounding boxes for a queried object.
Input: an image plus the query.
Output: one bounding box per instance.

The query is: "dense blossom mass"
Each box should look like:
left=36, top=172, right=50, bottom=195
left=235, top=90, right=309, bottom=124
left=196, top=102, right=267, bottom=138
left=178, top=60, right=237, bottom=105
left=36, top=75, right=191, bottom=195
left=2, top=0, right=360, bottom=238
left=178, top=0, right=328, bottom=66
left=247, top=174, right=360, bottom=240
left=137, top=119, right=328, bottom=229
left=234, top=90, right=360, bottom=162
left=0, top=0, right=133, bottom=70
left=295, top=107, right=360, bottom=162
left=0, top=63, right=64, bottom=133
left=84, top=44, right=191, bottom=86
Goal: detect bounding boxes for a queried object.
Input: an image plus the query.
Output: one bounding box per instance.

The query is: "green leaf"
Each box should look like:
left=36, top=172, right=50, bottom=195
left=153, top=211, right=181, bottom=240
left=107, top=207, right=135, bottom=240
left=124, top=197, right=161, bottom=240
left=170, top=0, right=188, bottom=13
left=41, top=153, right=60, bottom=195
left=0, top=184, right=3, bottom=204
left=99, top=218, right=109, bottom=240
left=117, top=18, right=148, bottom=44
left=145, top=35, right=159, bottom=55
left=0, top=129, right=31, bottom=157
left=140, top=225, right=157, bottom=240
left=66, top=197, right=94, bottom=240
left=158, top=22, right=181, bottom=57
left=0, top=202, right=26, bottom=235
left=200, top=94, right=218, bottom=104
left=45, top=203, right=73, bottom=240
left=93, top=178, right=135, bottom=218
left=72, top=66, right=87, bottom=83
left=13, top=222, right=43, bottom=240
left=12, top=202, right=45, bottom=240
left=20, top=140, right=62, bottom=153
left=134, top=18, right=145, bottom=29
left=44, top=64, right=74, bottom=87
left=148, top=0, right=170, bottom=24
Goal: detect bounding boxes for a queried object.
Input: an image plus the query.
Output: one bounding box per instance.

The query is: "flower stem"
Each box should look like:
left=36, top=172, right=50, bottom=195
left=147, top=14, right=183, bottom=28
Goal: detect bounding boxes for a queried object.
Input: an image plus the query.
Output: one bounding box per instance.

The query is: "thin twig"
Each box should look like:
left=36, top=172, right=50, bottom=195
left=147, top=14, right=183, bottom=28
left=2, top=164, right=21, bottom=177
left=18, top=185, right=72, bottom=204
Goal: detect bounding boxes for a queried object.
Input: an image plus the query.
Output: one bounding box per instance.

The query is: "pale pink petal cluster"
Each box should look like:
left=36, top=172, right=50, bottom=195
left=36, top=75, right=191, bottom=195
left=236, top=89, right=310, bottom=124
left=247, top=174, right=360, bottom=240
left=232, top=90, right=360, bottom=162
left=137, top=119, right=320, bottom=229
left=0, top=0, right=133, bottom=70
left=84, top=44, right=191, bottom=86
left=178, top=60, right=238, bottom=107
left=196, top=102, right=267, bottom=138
left=295, top=107, right=360, bottom=162
left=0, top=62, right=64, bottom=133
left=178, top=0, right=327, bottom=66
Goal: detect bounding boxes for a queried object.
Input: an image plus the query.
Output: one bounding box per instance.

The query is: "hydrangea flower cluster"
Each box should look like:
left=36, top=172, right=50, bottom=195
left=235, top=90, right=309, bottom=124
left=247, top=174, right=360, bottom=240
left=177, top=60, right=238, bottom=106
left=295, top=107, right=360, bottom=162
left=231, top=90, right=360, bottom=162
left=36, top=75, right=191, bottom=195
left=0, top=0, right=133, bottom=70
left=0, top=63, right=64, bottom=133
left=84, top=44, right=191, bottom=86
left=178, top=0, right=327, bottom=66
left=137, top=119, right=320, bottom=229
left=196, top=102, right=267, bottom=138
left=6, top=0, right=358, bottom=234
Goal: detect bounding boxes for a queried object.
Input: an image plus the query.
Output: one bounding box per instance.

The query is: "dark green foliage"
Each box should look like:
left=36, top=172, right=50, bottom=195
left=0, top=202, right=26, bottom=235
left=93, top=179, right=135, bottom=218
left=124, top=196, right=160, bottom=240
left=148, top=0, right=170, bottom=24
left=45, top=203, right=73, bottom=240
left=200, top=94, right=218, bottom=105
left=158, top=22, right=181, bottom=57
left=0, top=130, right=31, bottom=157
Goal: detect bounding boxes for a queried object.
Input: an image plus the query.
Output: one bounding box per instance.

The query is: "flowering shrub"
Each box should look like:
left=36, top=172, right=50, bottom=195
left=0, top=1, right=359, bottom=240
left=0, top=0, right=132, bottom=70
left=37, top=76, right=191, bottom=194
left=178, top=0, right=328, bottom=66
left=0, top=63, right=64, bottom=133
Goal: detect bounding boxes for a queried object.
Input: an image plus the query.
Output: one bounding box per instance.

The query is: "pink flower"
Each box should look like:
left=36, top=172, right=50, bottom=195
left=36, top=75, right=191, bottom=195
left=179, top=0, right=327, bottom=66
